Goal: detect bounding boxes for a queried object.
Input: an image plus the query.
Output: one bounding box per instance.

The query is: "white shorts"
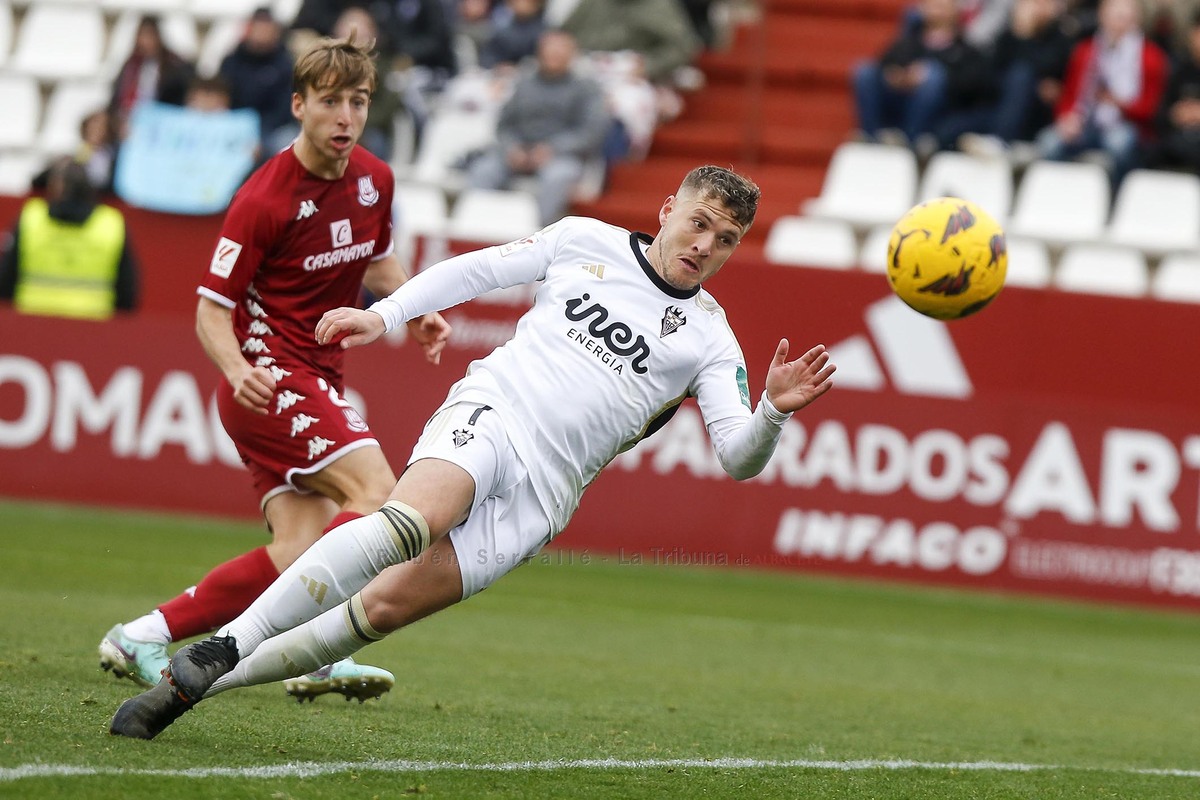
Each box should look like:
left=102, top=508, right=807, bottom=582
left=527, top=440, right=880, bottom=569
left=408, top=402, right=553, bottom=600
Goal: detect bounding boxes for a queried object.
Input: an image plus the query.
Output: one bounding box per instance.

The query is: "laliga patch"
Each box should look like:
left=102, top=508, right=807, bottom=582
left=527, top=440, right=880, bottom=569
left=498, top=233, right=540, bottom=257
left=735, top=365, right=751, bottom=409
left=209, top=237, right=242, bottom=278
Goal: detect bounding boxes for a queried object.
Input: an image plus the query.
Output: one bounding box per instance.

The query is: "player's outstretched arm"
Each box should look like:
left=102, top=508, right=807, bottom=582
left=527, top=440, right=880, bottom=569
left=763, top=340, right=835, bottom=414
left=315, top=307, right=387, bottom=350
left=406, top=313, right=452, bottom=365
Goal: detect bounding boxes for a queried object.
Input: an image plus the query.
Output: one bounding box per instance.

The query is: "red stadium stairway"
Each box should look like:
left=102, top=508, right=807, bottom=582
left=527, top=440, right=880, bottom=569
left=571, top=0, right=910, bottom=248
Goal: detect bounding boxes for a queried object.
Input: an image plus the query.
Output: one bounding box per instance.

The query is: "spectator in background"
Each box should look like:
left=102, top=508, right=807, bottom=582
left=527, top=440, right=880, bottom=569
left=457, top=0, right=496, bottom=62
left=956, top=0, right=1075, bottom=155
left=1150, top=10, right=1200, bottom=172
left=852, top=0, right=995, bottom=153
left=109, top=15, right=195, bottom=139
left=479, top=0, right=545, bottom=69
left=1144, top=0, right=1200, bottom=57
left=221, top=7, right=297, bottom=160
left=0, top=158, right=138, bottom=320
left=185, top=75, right=233, bottom=112
left=332, top=6, right=405, bottom=160
left=288, top=0, right=360, bottom=45
left=561, top=0, right=701, bottom=119
left=374, top=0, right=458, bottom=81
left=960, top=0, right=1016, bottom=47
left=1034, top=0, right=1167, bottom=187
left=466, top=29, right=609, bottom=225
left=77, top=111, right=119, bottom=193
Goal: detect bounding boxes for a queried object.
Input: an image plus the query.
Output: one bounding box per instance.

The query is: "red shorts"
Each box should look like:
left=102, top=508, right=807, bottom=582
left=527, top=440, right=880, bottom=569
left=217, top=367, right=379, bottom=507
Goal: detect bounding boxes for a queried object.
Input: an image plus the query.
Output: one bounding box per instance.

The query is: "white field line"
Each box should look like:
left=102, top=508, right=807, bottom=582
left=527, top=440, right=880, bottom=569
left=3, top=757, right=1200, bottom=782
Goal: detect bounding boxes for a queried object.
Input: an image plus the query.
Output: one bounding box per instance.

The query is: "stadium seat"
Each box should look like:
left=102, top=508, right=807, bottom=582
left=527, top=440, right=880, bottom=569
left=0, top=2, right=12, bottom=69
left=1105, top=169, right=1200, bottom=256
left=1002, top=237, right=1052, bottom=288
left=272, top=0, right=303, bottom=25
left=446, top=188, right=541, bottom=244
left=1054, top=243, right=1149, bottom=297
left=105, top=10, right=199, bottom=79
left=190, top=0, right=261, bottom=20
left=196, top=18, right=245, bottom=78
left=0, top=73, right=40, bottom=150
left=764, top=215, right=857, bottom=269
left=0, top=151, right=43, bottom=195
left=802, top=142, right=918, bottom=229
left=1151, top=253, right=1200, bottom=303
left=1007, top=160, right=1110, bottom=246
left=40, top=80, right=111, bottom=157
left=858, top=223, right=892, bottom=273
left=11, top=4, right=106, bottom=82
left=407, top=108, right=499, bottom=189
left=393, top=182, right=449, bottom=263
left=917, top=151, right=1013, bottom=223
left=100, top=0, right=184, bottom=12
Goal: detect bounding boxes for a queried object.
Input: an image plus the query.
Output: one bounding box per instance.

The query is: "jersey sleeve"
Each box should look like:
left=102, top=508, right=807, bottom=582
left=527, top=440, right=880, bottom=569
left=196, top=185, right=280, bottom=307
left=371, top=166, right=396, bottom=262
left=368, top=222, right=561, bottom=331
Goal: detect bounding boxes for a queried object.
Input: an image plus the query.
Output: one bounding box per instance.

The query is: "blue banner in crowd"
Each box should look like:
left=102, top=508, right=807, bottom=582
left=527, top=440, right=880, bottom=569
left=115, top=102, right=260, bottom=215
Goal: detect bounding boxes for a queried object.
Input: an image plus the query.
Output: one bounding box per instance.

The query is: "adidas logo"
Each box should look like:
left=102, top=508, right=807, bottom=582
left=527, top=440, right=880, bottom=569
left=827, top=296, right=972, bottom=398
left=300, top=575, right=328, bottom=604
left=296, top=199, right=318, bottom=220
left=581, top=263, right=605, bottom=278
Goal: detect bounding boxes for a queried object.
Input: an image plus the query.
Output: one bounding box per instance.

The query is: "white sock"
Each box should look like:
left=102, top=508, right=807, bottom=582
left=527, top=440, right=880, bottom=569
left=122, top=609, right=172, bottom=644
left=207, top=593, right=383, bottom=696
left=216, top=501, right=429, bottom=658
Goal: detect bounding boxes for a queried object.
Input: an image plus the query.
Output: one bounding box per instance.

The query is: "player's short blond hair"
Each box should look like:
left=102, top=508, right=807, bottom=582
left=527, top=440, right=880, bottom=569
left=678, top=166, right=761, bottom=231
left=293, top=34, right=377, bottom=97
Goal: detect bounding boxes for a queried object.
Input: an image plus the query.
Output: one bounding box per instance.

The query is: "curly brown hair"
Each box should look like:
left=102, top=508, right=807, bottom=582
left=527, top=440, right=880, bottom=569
left=678, top=165, right=761, bottom=231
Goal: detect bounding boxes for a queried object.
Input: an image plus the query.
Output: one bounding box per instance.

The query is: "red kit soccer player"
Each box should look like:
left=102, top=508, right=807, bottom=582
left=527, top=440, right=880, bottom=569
left=99, top=35, right=451, bottom=701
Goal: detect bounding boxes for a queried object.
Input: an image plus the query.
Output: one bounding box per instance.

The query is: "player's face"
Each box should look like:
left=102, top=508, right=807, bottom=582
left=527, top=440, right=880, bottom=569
left=292, top=83, right=371, bottom=170
left=651, top=192, right=745, bottom=291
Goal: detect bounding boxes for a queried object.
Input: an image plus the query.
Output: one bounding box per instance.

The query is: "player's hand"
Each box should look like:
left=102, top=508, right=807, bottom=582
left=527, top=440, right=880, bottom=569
left=763, top=340, right=835, bottom=414
left=407, top=311, right=452, bottom=365
left=230, top=364, right=276, bottom=415
left=316, top=307, right=386, bottom=350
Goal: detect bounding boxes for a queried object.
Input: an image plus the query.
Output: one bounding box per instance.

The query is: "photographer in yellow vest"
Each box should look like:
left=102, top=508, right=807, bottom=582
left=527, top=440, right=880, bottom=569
left=0, top=157, right=139, bottom=320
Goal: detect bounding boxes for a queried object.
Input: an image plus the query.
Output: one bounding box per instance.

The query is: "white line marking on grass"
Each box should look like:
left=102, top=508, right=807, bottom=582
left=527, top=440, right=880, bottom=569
left=4, top=758, right=1200, bottom=782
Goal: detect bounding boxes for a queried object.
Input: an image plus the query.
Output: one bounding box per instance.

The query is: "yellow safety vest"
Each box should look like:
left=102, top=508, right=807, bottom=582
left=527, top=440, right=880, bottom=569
left=13, top=197, right=126, bottom=320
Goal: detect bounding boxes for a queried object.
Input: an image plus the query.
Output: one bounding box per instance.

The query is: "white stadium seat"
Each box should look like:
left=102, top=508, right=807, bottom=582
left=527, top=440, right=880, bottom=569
left=918, top=150, right=1013, bottom=223
left=40, top=80, right=112, bottom=157
left=802, top=142, right=918, bottom=229
left=272, top=0, right=303, bottom=25
left=190, top=0, right=263, bottom=20
left=858, top=223, right=892, bottom=273
left=1007, top=160, right=1110, bottom=246
left=0, top=2, right=13, bottom=70
left=1002, top=237, right=1052, bottom=288
left=0, top=73, right=40, bottom=150
left=393, top=182, right=449, bottom=264
left=1105, top=169, right=1200, bottom=256
left=196, top=18, right=246, bottom=79
left=11, top=4, right=106, bottom=82
left=408, top=108, right=499, bottom=188
left=100, top=0, right=184, bottom=12
left=0, top=151, right=42, bottom=196
left=1054, top=244, right=1148, bottom=297
left=1151, top=253, right=1200, bottom=303
left=446, top=188, right=541, bottom=244
left=764, top=215, right=857, bottom=269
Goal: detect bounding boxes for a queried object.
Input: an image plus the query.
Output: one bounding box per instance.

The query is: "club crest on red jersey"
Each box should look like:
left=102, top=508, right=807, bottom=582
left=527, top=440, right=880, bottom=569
left=357, top=175, right=379, bottom=207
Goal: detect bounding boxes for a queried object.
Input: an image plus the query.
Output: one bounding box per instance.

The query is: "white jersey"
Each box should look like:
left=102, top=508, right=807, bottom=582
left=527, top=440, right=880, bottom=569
left=372, top=216, right=789, bottom=533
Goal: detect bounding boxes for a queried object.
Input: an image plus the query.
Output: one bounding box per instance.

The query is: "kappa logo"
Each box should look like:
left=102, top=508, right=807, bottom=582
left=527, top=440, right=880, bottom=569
left=357, top=175, right=379, bottom=206
left=827, top=296, right=972, bottom=398
left=296, top=199, right=318, bottom=220
left=209, top=237, right=242, bottom=278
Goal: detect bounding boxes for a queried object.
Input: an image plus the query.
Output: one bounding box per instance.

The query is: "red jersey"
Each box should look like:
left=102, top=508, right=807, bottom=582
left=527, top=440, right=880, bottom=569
left=198, top=145, right=395, bottom=385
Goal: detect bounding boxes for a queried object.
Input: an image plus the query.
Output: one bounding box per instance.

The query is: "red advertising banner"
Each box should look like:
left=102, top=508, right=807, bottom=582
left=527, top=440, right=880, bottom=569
left=2, top=224, right=1200, bottom=611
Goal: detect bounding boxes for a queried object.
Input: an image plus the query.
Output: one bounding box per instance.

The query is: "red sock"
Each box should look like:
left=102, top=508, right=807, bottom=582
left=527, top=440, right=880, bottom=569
left=323, top=509, right=363, bottom=534
left=158, top=546, right=279, bottom=641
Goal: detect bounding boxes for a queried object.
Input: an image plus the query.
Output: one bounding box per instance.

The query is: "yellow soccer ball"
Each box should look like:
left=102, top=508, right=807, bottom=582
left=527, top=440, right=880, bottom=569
left=886, top=197, right=1007, bottom=320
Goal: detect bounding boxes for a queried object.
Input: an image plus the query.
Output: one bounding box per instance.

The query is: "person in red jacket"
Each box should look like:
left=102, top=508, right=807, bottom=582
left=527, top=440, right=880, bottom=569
left=1034, top=0, right=1167, bottom=187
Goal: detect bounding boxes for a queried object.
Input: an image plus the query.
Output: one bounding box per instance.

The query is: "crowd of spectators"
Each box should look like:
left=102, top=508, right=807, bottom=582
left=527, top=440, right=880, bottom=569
left=853, top=0, right=1200, bottom=189
left=23, top=0, right=718, bottom=222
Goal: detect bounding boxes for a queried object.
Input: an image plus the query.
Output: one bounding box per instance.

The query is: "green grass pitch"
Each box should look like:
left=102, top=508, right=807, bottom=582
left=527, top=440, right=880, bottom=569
left=2, top=498, right=1200, bottom=799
